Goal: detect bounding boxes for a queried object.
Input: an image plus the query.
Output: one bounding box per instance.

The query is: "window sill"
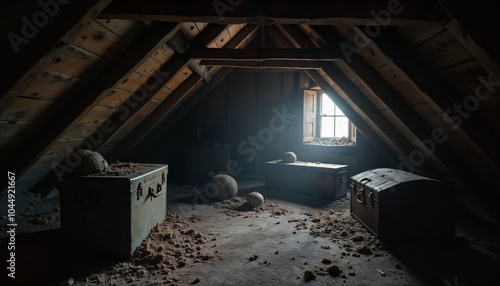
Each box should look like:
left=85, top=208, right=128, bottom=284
left=303, top=137, right=356, bottom=147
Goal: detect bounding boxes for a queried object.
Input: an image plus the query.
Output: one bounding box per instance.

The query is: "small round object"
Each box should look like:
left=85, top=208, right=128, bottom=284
left=247, top=191, right=264, bottom=207
left=73, top=150, right=108, bottom=175
left=209, top=174, right=238, bottom=200
left=282, top=151, right=297, bottom=163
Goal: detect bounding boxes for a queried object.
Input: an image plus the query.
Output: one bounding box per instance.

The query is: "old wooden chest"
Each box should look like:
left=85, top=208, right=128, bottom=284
left=264, top=161, right=348, bottom=200
left=350, top=168, right=454, bottom=243
left=60, top=164, right=168, bottom=258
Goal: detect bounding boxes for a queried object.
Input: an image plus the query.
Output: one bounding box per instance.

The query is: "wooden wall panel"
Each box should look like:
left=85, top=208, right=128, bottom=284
left=198, top=77, right=228, bottom=121
left=229, top=72, right=259, bottom=174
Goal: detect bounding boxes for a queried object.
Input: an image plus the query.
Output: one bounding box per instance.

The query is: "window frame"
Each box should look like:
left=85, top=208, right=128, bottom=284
left=302, top=89, right=356, bottom=145
left=318, top=92, right=351, bottom=138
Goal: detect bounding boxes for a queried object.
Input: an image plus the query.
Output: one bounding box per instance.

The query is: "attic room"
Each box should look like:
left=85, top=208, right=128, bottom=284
left=1, top=0, right=500, bottom=285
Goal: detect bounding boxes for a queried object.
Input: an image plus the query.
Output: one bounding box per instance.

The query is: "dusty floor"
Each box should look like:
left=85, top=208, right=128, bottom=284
left=1, top=181, right=500, bottom=286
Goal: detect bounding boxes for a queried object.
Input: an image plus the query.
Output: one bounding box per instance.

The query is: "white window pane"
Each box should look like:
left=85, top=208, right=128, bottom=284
left=334, top=105, right=344, bottom=116
left=321, top=93, right=334, bottom=115
left=335, top=117, right=349, bottom=137
left=321, top=117, right=334, bottom=137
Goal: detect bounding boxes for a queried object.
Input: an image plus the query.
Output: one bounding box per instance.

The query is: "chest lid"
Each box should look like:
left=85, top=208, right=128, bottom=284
left=351, top=168, right=443, bottom=200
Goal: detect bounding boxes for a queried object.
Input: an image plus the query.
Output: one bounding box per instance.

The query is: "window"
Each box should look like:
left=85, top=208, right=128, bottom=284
left=319, top=93, right=348, bottom=138
left=303, top=90, right=355, bottom=145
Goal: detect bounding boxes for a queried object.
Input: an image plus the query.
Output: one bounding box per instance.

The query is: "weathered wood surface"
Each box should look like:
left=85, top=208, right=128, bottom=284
left=98, top=0, right=448, bottom=26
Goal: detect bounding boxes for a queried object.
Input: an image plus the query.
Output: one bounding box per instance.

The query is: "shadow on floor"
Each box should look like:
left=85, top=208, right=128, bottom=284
left=168, top=181, right=338, bottom=208
left=384, top=236, right=500, bottom=285
left=0, top=228, right=122, bottom=286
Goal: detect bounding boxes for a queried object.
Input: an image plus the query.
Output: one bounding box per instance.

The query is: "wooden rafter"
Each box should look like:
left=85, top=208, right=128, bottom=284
left=0, top=0, right=113, bottom=115
left=439, top=0, right=500, bottom=82
left=311, top=26, right=465, bottom=170
left=106, top=24, right=259, bottom=159
left=265, top=24, right=399, bottom=166
left=1, top=22, right=182, bottom=183
left=199, top=60, right=323, bottom=69
left=370, top=26, right=500, bottom=171
left=188, top=48, right=343, bottom=61
left=98, top=0, right=448, bottom=26
left=278, top=24, right=441, bottom=174
left=75, top=24, right=229, bottom=155
left=306, top=69, right=399, bottom=167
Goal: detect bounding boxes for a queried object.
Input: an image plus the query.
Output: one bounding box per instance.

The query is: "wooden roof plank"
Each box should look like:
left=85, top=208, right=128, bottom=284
left=107, top=24, right=260, bottom=159
left=1, top=22, right=182, bottom=185
left=0, top=0, right=113, bottom=114
left=370, top=26, right=500, bottom=171
left=73, top=24, right=229, bottom=157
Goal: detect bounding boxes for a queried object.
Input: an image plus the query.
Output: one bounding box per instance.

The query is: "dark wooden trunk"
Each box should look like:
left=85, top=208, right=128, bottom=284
left=264, top=161, right=348, bottom=200
left=350, top=168, right=454, bottom=243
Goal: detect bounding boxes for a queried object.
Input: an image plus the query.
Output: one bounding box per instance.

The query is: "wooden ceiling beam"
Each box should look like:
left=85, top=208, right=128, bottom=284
left=199, top=60, right=324, bottom=69
left=311, top=25, right=467, bottom=172
left=278, top=24, right=439, bottom=175
left=0, top=0, right=113, bottom=115
left=305, top=69, right=399, bottom=167
left=107, top=67, right=232, bottom=160
left=74, top=24, right=228, bottom=155
left=98, top=0, right=448, bottom=26
left=106, top=24, right=260, bottom=159
left=439, top=0, right=500, bottom=82
left=267, top=24, right=399, bottom=166
left=1, top=22, right=182, bottom=184
left=188, top=48, right=343, bottom=61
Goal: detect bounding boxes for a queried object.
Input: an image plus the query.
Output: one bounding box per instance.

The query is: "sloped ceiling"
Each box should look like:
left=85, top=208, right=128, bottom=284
left=1, top=0, right=499, bottom=221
